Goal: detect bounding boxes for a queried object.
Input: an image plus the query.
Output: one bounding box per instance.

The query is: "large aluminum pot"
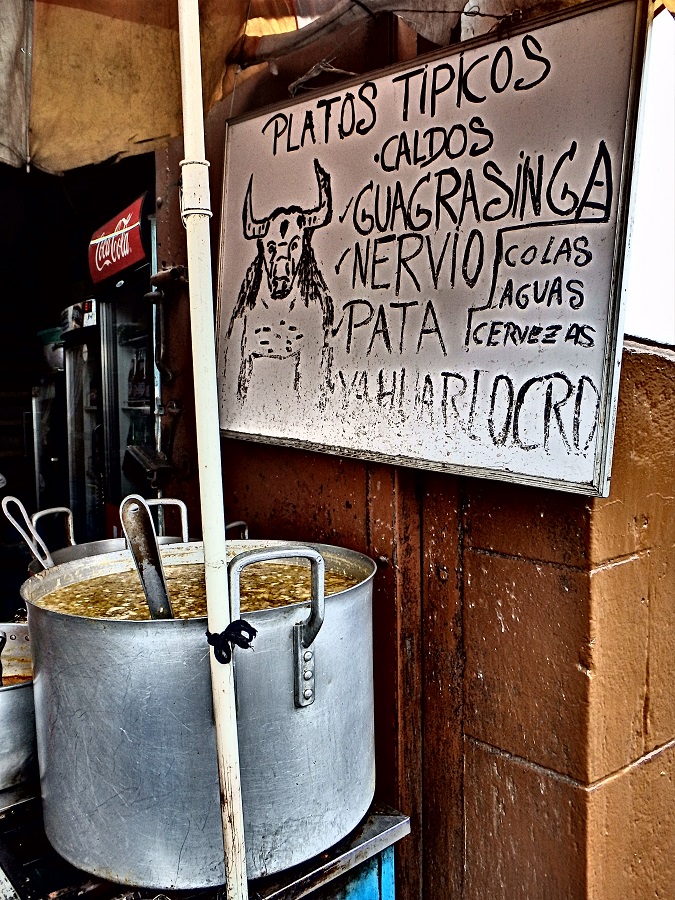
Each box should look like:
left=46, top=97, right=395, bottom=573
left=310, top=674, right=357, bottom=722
left=0, top=623, right=38, bottom=808
left=21, top=539, right=376, bottom=890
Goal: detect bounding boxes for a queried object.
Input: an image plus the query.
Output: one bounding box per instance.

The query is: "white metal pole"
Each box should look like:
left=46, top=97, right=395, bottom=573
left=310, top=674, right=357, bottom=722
left=176, top=2, right=248, bottom=898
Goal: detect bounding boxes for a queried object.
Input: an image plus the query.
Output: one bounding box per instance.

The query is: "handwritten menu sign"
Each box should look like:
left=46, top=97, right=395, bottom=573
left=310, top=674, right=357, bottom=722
left=216, top=0, right=646, bottom=495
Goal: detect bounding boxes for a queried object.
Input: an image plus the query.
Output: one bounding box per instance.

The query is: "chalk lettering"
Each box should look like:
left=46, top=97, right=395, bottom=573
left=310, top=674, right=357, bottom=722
left=514, top=35, right=552, bottom=91
left=495, top=278, right=586, bottom=311
left=390, top=37, right=551, bottom=122
left=490, top=47, right=513, bottom=93
left=317, top=95, right=342, bottom=143
left=390, top=301, right=419, bottom=353
left=356, top=82, right=378, bottom=135
left=488, top=374, right=514, bottom=444
left=367, top=306, right=392, bottom=354
left=417, top=301, right=447, bottom=355
left=564, top=323, right=595, bottom=347
left=338, top=93, right=357, bottom=139
left=546, top=142, right=579, bottom=216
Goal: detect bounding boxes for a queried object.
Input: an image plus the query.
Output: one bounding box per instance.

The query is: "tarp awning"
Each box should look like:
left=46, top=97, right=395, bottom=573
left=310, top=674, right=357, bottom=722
left=1, top=0, right=255, bottom=172
left=2, top=0, right=671, bottom=174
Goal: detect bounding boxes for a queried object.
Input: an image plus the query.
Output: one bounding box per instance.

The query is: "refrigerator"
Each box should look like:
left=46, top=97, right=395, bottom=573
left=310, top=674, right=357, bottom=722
left=61, top=286, right=159, bottom=542
left=58, top=195, right=161, bottom=542
left=60, top=302, right=104, bottom=541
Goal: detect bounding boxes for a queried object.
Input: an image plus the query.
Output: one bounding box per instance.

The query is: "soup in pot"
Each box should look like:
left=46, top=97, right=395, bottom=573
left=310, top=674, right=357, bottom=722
left=35, top=562, right=358, bottom=621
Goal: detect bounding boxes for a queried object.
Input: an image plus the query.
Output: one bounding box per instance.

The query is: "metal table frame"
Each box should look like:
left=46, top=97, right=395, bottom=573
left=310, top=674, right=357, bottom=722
left=0, top=800, right=409, bottom=900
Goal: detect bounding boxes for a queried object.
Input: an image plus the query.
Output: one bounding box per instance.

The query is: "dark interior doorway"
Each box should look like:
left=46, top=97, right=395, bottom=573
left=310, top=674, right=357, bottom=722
left=0, top=153, right=154, bottom=617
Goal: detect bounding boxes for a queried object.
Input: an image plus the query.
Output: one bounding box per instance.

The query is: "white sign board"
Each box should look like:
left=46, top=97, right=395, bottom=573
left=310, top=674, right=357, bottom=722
left=216, top=0, right=647, bottom=495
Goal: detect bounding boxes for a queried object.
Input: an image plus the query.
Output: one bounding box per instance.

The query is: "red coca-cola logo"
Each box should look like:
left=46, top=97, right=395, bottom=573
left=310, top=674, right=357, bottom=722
left=88, top=195, right=146, bottom=284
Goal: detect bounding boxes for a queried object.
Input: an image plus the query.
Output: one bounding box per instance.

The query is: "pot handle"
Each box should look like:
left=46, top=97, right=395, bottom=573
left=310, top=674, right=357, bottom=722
left=2, top=496, right=55, bottom=569
left=145, top=497, right=189, bottom=542
left=228, top=546, right=325, bottom=708
left=31, top=507, right=76, bottom=547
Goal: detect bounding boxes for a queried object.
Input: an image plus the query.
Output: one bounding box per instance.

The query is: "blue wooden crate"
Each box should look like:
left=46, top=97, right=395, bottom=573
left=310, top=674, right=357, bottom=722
left=307, top=846, right=395, bottom=900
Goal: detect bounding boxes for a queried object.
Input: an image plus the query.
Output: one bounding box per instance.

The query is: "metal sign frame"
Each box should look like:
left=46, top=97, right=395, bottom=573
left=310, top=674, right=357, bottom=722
left=217, top=0, right=650, bottom=496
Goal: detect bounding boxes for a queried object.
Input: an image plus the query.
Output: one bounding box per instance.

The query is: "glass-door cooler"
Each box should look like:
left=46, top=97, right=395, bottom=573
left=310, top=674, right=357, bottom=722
left=61, top=300, right=104, bottom=542
left=99, top=283, right=156, bottom=527
left=58, top=193, right=162, bottom=542
left=87, top=193, right=160, bottom=538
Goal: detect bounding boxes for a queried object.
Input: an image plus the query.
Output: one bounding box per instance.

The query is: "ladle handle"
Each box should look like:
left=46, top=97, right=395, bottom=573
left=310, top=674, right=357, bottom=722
left=1, top=496, right=55, bottom=569
left=120, top=495, right=174, bottom=620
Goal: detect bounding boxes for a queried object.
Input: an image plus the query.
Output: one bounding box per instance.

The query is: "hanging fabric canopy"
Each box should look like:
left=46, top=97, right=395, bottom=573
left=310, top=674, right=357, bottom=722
left=2, top=0, right=242, bottom=171
left=2, top=0, right=651, bottom=175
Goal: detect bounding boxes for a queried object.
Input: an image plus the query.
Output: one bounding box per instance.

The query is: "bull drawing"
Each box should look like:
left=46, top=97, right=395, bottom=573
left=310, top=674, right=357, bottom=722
left=225, top=158, right=334, bottom=405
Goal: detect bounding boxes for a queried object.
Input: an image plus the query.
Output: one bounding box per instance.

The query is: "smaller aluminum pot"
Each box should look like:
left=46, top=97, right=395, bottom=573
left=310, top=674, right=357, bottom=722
left=22, top=539, right=376, bottom=890
left=26, top=499, right=190, bottom=575
left=0, top=623, right=38, bottom=809
left=27, top=534, right=181, bottom=575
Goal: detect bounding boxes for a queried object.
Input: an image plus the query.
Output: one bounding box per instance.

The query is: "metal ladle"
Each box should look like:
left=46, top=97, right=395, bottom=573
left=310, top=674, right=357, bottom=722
left=120, top=495, right=174, bottom=619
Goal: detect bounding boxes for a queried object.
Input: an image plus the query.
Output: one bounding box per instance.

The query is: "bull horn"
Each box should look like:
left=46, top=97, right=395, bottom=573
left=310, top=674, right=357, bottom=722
left=242, top=175, right=269, bottom=240
left=304, top=159, right=332, bottom=230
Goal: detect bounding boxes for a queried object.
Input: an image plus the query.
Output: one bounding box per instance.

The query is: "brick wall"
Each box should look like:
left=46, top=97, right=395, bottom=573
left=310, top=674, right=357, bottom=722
left=463, top=341, right=675, bottom=899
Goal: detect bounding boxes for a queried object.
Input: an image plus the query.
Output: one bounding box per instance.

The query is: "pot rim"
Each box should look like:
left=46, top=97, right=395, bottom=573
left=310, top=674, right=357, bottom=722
left=21, top=539, right=377, bottom=625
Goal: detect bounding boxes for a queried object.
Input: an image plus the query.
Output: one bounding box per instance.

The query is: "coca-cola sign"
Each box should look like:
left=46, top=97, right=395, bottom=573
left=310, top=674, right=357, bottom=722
left=88, top=195, right=146, bottom=284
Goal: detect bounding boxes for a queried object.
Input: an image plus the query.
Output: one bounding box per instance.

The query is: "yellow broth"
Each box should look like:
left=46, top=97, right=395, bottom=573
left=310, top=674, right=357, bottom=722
left=35, top=562, right=359, bottom=621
